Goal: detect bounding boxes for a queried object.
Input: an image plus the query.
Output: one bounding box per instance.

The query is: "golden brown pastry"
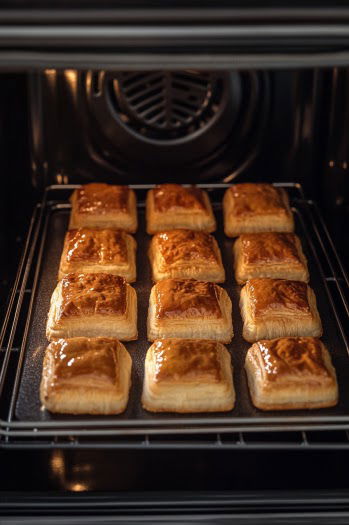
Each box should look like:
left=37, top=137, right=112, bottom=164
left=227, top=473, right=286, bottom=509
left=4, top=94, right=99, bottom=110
left=40, top=337, right=132, bottom=415
left=148, top=230, right=225, bottom=282
left=147, top=279, right=233, bottom=342
left=146, top=184, right=216, bottom=234
left=142, top=339, right=235, bottom=413
left=223, top=183, right=294, bottom=237
left=240, top=278, right=322, bottom=342
left=233, top=232, right=309, bottom=284
left=69, top=183, right=137, bottom=232
left=46, top=273, right=137, bottom=341
left=245, top=337, right=338, bottom=410
left=58, top=228, right=137, bottom=282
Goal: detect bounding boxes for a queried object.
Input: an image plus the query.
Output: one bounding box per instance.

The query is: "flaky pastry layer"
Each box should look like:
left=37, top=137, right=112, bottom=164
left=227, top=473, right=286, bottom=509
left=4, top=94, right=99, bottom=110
left=58, top=228, right=137, bottom=282
left=240, top=279, right=322, bottom=342
left=46, top=273, right=138, bottom=341
left=142, top=338, right=235, bottom=413
left=148, top=230, right=225, bottom=282
left=69, top=183, right=138, bottom=232
left=245, top=337, right=338, bottom=410
left=234, top=232, right=309, bottom=284
left=147, top=279, right=233, bottom=342
left=40, top=337, right=132, bottom=415
left=223, top=183, right=294, bottom=237
left=146, top=184, right=216, bottom=234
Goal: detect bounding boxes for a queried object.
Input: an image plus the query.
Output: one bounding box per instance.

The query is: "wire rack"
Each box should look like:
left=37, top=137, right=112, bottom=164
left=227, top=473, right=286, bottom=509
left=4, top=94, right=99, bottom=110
left=1, top=183, right=349, bottom=449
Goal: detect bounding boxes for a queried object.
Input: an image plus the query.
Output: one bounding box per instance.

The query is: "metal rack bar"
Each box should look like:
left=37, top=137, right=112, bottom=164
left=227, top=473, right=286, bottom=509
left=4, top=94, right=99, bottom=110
left=6, top=209, right=51, bottom=426
left=305, top=201, right=349, bottom=320
left=294, top=206, right=349, bottom=354
left=0, top=205, right=42, bottom=411
left=0, top=208, right=39, bottom=378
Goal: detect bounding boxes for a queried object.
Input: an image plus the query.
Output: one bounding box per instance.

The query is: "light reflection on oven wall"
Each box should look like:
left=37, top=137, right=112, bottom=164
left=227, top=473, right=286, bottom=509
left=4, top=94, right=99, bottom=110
left=50, top=450, right=91, bottom=491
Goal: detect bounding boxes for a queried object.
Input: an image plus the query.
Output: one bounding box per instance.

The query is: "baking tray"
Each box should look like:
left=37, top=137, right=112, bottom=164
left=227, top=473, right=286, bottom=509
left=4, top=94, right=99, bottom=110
left=6, top=183, right=349, bottom=433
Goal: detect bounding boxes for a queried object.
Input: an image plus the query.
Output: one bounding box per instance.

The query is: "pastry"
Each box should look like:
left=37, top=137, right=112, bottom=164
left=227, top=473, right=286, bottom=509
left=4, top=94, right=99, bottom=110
left=58, top=228, right=137, bottom=282
left=69, top=183, right=137, bottom=232
left=148, top=230, right=225, bottom=282
left=147, top=279, right=233, bottom=342
left=40, top=337, right=132, bottom=415
left=142, top=338, right=235, bottom=413
left=245, top=337, right=338, bottom=410
left=233, top=232, right=309, bottom=284
left=240, top=278, right=322, bottom=342
left=223, top=183, right=294, bottom=237
left=46, top=273, right=137, bottom=341
left=146, top=183, right=216, bottom=234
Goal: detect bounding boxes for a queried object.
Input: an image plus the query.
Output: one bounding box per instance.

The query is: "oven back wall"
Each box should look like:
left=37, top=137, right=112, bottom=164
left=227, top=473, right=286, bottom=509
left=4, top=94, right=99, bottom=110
left=28, top=69, right=320, bottom=188
left=27, top=68, right=349, bottom=268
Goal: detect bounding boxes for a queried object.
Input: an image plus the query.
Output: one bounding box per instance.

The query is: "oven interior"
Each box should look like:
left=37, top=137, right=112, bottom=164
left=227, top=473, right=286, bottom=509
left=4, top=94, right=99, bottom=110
left=1, top=66, right=349, bottom=516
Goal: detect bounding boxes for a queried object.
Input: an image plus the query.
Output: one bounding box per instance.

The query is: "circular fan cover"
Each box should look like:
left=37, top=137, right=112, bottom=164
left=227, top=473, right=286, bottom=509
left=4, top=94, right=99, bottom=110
left=111, top=71, right=223, bottom=141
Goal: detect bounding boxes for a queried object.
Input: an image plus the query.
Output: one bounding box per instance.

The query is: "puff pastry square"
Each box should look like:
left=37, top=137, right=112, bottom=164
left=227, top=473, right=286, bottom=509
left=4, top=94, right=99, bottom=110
left=40, top=337, right=132, bottom=414
left=46, top=273, right=137, bottom=341
left=223, top=183, right=294, bottom=237
left=58, top=228, right=137, bottom=282
left=240, top=278, right=322, bottom=342
left=245, top=337, right=338, bottom=410
left=146, top=184, right=216, bottom=234
left=148, top=230, right=225, bottom=282
left=147, top=279, right=233, bottom=342
left=234, top=232, right=309, bottom=284
left=142, top=339, right=235, bottom=413
left=69, top=183, right=137, bottom=232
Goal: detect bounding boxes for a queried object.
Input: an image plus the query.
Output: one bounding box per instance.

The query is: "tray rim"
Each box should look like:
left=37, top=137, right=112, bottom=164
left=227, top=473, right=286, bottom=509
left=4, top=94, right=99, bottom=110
left=2, top=181, right=349, bottom=437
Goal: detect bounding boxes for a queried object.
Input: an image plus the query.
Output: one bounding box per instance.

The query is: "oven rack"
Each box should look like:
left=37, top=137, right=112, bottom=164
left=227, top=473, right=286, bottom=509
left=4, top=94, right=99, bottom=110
left=0, top=183, right=349, bottom=449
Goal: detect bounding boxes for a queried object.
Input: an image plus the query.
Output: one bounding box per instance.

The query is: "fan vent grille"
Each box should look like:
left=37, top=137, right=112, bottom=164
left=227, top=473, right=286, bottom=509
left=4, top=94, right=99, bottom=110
left=111, top=71, right=223, bottom=141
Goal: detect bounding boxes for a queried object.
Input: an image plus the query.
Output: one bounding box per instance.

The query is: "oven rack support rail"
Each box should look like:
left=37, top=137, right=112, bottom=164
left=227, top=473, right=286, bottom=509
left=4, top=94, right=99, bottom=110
left=2, top=4, right=349, bottom=70
left=0, top=183, right=349, bottom=449
left=4, top=489, right=349, bottom=523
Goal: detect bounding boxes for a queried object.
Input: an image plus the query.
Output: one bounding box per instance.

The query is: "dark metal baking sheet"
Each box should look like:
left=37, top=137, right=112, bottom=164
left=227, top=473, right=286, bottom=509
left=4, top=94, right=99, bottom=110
left=14, top=186, right=349, bottom=429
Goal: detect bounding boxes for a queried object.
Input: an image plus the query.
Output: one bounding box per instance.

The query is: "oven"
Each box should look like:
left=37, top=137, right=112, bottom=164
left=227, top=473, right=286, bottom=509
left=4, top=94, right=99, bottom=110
left=1, top=2, right=349, bottom=523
